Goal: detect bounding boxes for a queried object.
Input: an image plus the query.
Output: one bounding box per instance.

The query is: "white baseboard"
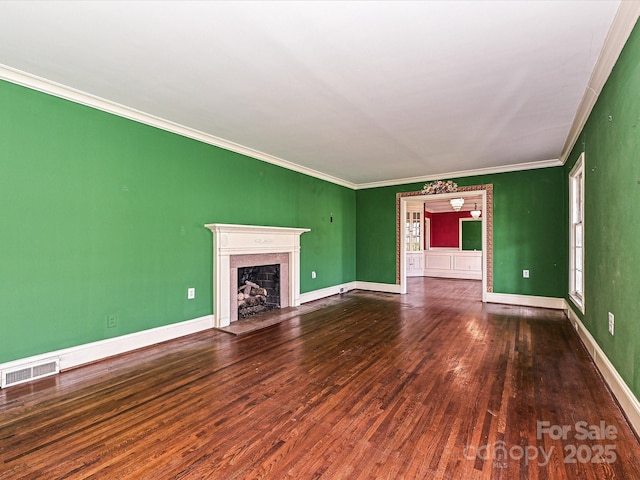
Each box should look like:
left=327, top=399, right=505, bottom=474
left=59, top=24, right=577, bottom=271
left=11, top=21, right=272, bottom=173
left=300, top=281, right=403, bottom=302
left=0, top=314, right=213, bottom=383
left=566, top=305, right=640, bottom=438
left=424, top=270, right=483, bottom=280
left=486, top=292, right=566, bottom=310
left=355, top=281, right=403, bottom=294
left=300, top=282, right=357, bottom=304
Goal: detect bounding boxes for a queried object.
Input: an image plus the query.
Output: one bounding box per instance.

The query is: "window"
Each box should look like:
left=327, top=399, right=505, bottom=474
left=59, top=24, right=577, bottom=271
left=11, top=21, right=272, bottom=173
left=405, top=206, right=423, bottom=252
left=569, top=153, right=585, bottom=312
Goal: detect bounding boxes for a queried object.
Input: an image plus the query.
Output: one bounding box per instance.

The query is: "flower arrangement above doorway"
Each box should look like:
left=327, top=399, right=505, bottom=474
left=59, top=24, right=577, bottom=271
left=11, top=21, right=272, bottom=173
left=422, top=180, right=458, bottom=195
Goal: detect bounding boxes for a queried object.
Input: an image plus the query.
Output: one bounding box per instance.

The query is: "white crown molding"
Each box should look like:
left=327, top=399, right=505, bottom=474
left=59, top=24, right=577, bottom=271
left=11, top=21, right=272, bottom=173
left=566, top=303, right=640, bottom=438
left=6, top=1, right=636, bottom=197
left=0, top=64, right=357, bottom=190
left=354, top=159, right=563, bottom=190
left=559, top=1, right=640, bottom=164
left=0, top=64, right=569, bottom=191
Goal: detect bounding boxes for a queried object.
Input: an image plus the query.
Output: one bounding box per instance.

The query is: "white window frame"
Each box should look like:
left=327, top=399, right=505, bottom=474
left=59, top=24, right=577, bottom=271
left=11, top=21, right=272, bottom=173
left=569, top=153, right=585, bottom=313
left=405, top=204, right=424, bottom=252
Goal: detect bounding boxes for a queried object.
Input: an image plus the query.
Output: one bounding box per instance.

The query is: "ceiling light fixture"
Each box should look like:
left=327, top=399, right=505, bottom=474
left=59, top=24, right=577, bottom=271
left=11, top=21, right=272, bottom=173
left=471, top=203, right=482, bottom=219
left=449, top=198, right=464, bottom=211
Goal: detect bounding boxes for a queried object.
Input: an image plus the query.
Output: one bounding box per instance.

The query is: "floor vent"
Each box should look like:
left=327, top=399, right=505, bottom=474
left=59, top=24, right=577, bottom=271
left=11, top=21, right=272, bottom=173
left=1, top=359, right=60, bottom=388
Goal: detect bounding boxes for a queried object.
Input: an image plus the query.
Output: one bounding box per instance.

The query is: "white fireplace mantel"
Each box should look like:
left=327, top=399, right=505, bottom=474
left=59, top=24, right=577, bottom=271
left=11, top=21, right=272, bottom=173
left=204, top=223, right=310, bottom=328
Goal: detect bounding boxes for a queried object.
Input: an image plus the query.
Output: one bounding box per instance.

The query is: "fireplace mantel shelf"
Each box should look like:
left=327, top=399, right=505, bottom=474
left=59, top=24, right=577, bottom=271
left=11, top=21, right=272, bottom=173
left=205, top=223, right=310, bottom=235
left=205, top=224, right=310, bottom=328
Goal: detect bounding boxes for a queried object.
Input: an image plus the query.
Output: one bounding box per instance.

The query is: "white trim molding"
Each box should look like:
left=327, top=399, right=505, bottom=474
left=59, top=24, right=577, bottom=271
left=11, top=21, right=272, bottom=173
left=399, top=188, right=490, bottom=301
left=566, top=304, right=640, bottom=438
left=0, top=315, right=213, bottom=387
left=355, top=159, right=562, bottom=190
left=0, top=64, right=574, bottom=191
left=2, top=0, right=637, bottom=193
left=300, top=280, right=402, bottom=305
left=354, top=281, right=403, bottom=294
left=486, top=292, right=566, bottom=310
left=300, top=282, right=357, bottom=304
left=0, top=64, right=356, bottom=190
left=559, top=2, right=640, bottom=164
left=568, top=153, right=585, bottom=313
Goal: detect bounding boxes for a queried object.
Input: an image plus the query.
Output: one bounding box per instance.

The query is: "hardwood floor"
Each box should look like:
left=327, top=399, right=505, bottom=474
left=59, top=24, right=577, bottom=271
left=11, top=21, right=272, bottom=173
left=2, top=278, right=639, bottom=479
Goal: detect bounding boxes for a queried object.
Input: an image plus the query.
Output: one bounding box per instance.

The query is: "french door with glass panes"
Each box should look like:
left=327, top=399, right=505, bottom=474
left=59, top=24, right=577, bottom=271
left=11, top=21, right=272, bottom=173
left=406, top=206, right=424, bottom=276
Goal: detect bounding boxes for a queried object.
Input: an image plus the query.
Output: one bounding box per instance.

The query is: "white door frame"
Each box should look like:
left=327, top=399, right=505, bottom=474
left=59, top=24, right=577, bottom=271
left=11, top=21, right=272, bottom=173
left=399, top=188, right=489, bottom=302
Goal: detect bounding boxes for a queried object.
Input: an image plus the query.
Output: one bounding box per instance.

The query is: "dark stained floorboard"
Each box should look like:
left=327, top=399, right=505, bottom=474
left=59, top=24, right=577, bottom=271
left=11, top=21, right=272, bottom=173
left=1, top=278, right=639, bottom=479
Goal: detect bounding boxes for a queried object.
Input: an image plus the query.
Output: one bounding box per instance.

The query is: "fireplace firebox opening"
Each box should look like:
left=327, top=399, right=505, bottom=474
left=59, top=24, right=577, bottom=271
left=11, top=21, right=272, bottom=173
left=237, top=264, right=281, bottom=318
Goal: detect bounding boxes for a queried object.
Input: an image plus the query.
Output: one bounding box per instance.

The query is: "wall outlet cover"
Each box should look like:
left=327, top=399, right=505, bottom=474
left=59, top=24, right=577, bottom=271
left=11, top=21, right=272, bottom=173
left=106, top=314, right=118, bottom=328
left=608, top=312, right=614, bottom=335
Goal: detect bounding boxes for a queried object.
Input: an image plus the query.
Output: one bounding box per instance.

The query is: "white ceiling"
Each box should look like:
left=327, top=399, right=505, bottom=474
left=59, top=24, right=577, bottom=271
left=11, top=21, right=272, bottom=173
left=421, top=194, right=484, bottom=214
left=0, top=1, right=624, bottom=187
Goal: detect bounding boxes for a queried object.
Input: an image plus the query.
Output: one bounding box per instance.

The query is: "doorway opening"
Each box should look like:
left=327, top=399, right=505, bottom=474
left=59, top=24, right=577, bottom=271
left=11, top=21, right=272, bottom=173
left=396, top=184, right=493, bottom=301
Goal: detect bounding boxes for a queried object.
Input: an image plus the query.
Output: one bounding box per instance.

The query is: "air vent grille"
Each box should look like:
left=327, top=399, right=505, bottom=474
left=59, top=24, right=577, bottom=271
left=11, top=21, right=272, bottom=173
left=1, top=359, right=60, bottom=388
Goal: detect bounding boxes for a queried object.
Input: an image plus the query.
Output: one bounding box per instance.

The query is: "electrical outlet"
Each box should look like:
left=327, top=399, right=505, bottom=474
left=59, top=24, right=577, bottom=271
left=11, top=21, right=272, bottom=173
left=608, top=312, right=614, bottom=335
left=523, top=270, right=530, bottom=278
left=187, top=287, right=196, bottom=299
left=311, top=271, right=317, bottom=279
left=106, top=314, right=118, bottom=328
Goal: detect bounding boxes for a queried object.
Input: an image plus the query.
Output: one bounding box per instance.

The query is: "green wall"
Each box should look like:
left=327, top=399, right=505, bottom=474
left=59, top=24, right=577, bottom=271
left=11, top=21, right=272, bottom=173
left=564, top=20, right=640, bottom=398
left=461, top=220, right=482, bottom=251
left=0, top=80, right=356, bottom=363
left=356, top=167, right=567, bottom=297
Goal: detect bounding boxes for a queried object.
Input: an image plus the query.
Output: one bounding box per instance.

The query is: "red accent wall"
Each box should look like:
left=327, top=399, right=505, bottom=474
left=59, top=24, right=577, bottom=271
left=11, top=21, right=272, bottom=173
left=427, top=211, right=472, bottom=248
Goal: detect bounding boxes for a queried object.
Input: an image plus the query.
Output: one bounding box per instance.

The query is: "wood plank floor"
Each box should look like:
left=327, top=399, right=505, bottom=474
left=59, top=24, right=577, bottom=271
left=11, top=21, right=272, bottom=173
left=1, top=278, right=639, bottom=479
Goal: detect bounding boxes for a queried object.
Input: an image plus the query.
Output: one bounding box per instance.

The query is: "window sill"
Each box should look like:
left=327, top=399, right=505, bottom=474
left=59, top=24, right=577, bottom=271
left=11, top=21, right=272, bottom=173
left=569, top=293, right=585, bottom=314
